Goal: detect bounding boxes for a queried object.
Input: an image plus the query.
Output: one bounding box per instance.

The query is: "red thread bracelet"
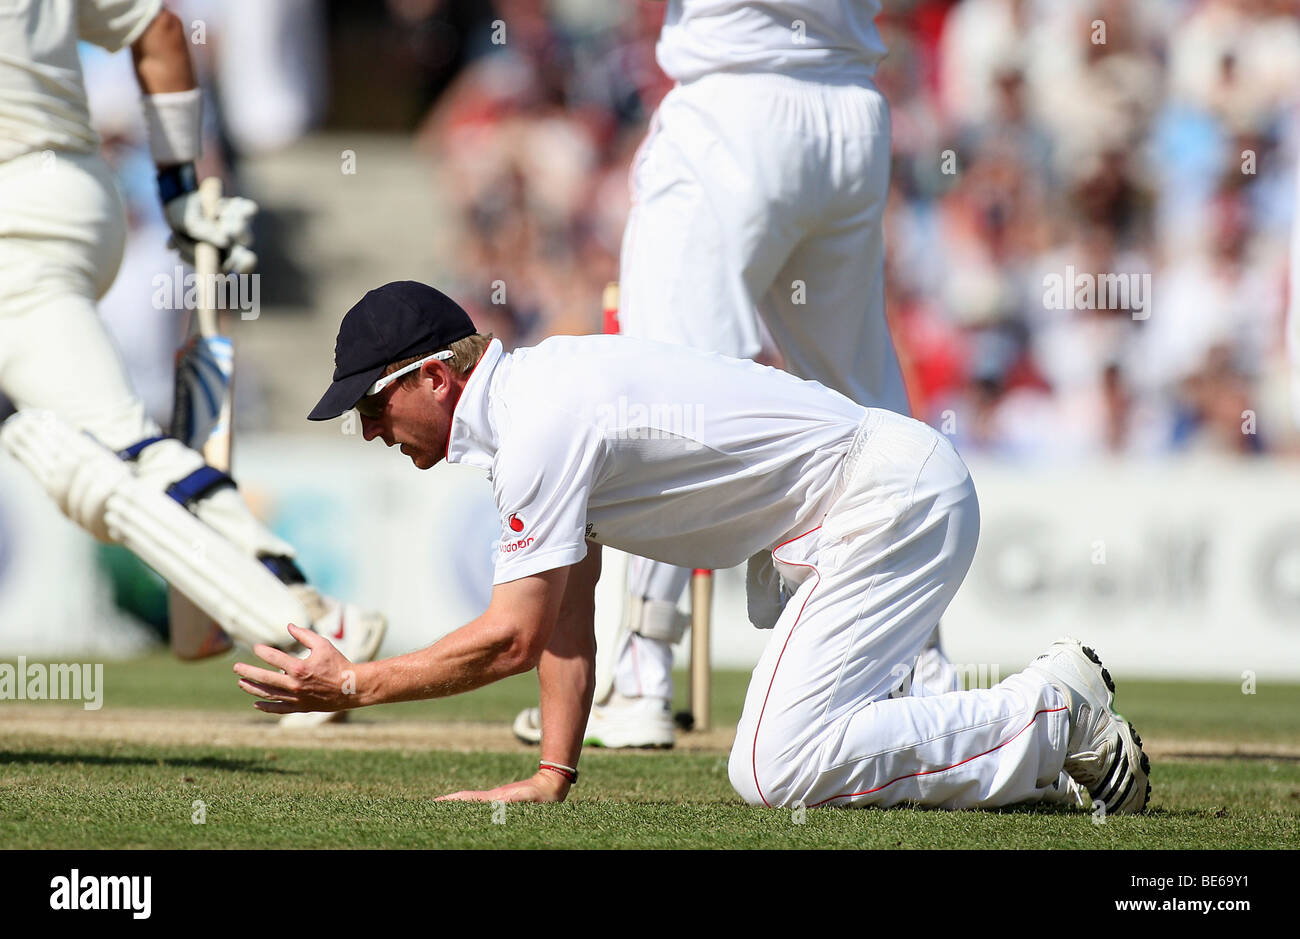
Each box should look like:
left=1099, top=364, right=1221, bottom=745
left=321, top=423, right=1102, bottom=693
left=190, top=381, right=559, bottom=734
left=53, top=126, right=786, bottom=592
left=538, top=760, right=578, bottom=785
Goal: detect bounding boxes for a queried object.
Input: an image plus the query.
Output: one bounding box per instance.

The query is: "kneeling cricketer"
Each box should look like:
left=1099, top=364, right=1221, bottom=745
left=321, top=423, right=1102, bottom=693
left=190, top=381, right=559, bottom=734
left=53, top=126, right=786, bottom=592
left=235, top=281, right=1150, bottom=813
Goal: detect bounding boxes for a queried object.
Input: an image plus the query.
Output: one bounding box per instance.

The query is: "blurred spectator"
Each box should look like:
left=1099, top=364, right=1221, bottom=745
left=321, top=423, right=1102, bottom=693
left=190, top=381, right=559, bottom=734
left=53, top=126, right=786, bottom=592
left=414, top=0, right=667, bottom=343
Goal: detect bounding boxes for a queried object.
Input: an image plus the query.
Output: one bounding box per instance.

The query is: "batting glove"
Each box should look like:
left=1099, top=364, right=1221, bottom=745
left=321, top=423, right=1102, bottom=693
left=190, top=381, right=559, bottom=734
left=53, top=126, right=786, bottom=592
left=158, top=163, right=260, bottom=274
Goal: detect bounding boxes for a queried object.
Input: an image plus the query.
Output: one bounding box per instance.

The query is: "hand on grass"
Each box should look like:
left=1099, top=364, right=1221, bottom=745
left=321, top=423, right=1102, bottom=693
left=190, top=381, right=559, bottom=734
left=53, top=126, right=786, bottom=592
left=436, top=771, right=570, bottom=804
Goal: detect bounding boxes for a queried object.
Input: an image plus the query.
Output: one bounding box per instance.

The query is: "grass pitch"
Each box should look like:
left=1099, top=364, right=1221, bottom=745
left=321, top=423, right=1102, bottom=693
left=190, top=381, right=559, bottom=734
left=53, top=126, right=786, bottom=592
left=1, top=653, right=1297, bottom=849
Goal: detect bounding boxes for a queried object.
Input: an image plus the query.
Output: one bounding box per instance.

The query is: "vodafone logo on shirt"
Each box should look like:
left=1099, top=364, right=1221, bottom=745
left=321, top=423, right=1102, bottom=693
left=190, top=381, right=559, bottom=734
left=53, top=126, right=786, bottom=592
left=501, top=512, right=533, bottom=553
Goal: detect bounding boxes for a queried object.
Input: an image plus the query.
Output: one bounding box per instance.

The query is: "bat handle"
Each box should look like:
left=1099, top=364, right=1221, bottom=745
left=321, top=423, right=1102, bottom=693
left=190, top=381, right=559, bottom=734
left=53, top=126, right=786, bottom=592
left=195, top=176, right=223, bottom=337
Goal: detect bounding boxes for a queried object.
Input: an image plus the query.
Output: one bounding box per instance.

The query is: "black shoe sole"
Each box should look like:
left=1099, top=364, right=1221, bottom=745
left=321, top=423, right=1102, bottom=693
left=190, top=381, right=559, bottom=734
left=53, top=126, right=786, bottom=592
left=1080, top=644, right=1152, bottom=813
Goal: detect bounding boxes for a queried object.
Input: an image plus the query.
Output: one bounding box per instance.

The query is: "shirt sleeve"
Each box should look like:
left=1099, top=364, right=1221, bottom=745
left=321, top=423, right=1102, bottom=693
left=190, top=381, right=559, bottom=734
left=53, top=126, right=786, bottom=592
left=78, top=0, right=165, bottom=53
left=490, top=403, right=604, bottom=585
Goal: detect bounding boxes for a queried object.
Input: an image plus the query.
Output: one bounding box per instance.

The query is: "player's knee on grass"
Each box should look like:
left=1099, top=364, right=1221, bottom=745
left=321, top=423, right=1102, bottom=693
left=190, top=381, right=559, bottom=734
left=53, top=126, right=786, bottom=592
left=727, top=726, right=814, bottom=809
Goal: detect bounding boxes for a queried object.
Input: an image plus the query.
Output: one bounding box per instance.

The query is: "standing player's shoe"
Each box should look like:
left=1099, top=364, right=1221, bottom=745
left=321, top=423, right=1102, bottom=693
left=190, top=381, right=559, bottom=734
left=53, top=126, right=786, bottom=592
left=1026, top=638, right=1151, bottom=814
left=277, top=586, right=387, bottom=728
left=512, top=693, right=676, bottom=749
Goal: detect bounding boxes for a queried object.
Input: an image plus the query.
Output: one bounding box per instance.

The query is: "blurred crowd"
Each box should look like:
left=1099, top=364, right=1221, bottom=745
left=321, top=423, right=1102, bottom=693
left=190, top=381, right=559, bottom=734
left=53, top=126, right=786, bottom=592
left=880, top=0, right=1300, bottom=459
left=81, top=0, right=1300, bottom=460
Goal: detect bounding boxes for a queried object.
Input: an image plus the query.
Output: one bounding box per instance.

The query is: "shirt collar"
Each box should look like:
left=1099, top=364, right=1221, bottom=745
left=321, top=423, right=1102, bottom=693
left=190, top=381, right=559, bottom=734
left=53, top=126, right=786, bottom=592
left=445, top=338, right=504, bottom=471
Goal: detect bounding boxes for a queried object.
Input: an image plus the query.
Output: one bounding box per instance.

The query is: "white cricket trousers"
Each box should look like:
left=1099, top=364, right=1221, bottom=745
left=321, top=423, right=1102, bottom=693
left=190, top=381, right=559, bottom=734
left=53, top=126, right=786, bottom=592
left=613, top=71, right=912, bottom=700
left=729, top=410, right=1072, bottom=809
left=0, top=149, right=290, bottom=559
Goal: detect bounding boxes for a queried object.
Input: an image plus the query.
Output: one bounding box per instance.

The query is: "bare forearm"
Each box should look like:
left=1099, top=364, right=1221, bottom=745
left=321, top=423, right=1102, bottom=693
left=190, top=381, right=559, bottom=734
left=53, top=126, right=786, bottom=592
left=353, top=616, right=531, bottom=706
left=538, top=543, right=600, bottom=769
left=131, top=9, right=196, bottom=94
left=538, top=638, right=595, bottom=769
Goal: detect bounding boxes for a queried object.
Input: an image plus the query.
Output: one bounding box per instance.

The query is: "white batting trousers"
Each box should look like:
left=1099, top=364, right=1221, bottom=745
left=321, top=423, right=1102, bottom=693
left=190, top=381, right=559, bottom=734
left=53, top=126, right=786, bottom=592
left=729, top=411, right=1072, bottom=809
left=612, top=72, right=912, bottom=699
left=0, top=149, right=291, bottom=560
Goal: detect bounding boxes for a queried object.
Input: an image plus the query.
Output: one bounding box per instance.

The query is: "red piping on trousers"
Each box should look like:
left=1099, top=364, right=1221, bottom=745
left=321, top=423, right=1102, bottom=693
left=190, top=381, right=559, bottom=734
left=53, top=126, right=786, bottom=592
left=806, top=704, right=1070, bottom=808
left=751, top=525, right=822, bottom=809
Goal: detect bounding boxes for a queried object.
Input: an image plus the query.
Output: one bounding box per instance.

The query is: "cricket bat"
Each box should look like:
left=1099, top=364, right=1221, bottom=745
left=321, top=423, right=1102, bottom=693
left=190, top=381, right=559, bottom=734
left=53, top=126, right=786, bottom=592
left=168, top=177, right=235, bottom=659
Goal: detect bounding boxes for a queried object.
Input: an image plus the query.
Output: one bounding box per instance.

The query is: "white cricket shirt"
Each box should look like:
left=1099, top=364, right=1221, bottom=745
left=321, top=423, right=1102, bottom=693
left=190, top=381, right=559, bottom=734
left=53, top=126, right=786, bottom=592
left=0, top=0, right=162, bottom=163
left=656, top=0, right=887, bottom=84
left=446, top=336, right=867, bottom=584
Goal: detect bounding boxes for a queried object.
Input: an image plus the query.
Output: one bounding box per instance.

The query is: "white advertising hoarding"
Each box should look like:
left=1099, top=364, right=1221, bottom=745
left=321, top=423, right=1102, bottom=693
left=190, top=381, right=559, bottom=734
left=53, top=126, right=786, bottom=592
left=2, top=438, right=1297, bottom=680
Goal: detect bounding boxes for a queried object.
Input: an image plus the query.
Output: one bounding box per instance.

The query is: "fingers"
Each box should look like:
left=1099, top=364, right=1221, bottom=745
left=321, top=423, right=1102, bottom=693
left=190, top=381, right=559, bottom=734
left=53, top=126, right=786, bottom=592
left=181, top=201, right=232, bottom=248
left=434, top=791, right=492, bottom=803
left=252, top=700, right=301, bottom=714
left=434, top=782, right=549, bottom=804
left=222, top=197, right=258, bottom=243
left=232, top=661, right=297, bottom=692
left=166, top=192, right=259, bottom=250
left=222, top=244, right=258, bottom=275
left=234, top=624, right=347, bottom=713
left=287, top=622, right=331, bottom=653
left=236, top=677, right=297, bottom=701
left=251, top=642, right=299, bottom=672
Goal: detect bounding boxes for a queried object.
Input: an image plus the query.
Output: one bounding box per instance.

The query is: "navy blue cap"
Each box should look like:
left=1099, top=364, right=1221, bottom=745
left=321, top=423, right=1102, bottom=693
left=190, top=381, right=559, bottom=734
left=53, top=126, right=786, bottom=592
left=309, top=281, right=476, bottom=421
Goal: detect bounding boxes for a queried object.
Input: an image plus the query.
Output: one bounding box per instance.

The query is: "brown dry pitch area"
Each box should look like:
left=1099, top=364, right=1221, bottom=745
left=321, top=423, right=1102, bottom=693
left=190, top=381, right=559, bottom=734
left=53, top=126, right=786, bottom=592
left=0, top=705, right=736, bottom=753
left=2, top=705, right=1297, bottom=763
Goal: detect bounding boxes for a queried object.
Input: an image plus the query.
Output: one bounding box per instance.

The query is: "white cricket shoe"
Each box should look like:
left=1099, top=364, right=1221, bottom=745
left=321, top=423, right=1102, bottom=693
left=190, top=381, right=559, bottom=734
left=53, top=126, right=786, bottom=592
left=1026, top=638, right=1151, bottom=814
left=512, top=692, right=676, bottom=749
left=277, top=586, right=387, bottom=729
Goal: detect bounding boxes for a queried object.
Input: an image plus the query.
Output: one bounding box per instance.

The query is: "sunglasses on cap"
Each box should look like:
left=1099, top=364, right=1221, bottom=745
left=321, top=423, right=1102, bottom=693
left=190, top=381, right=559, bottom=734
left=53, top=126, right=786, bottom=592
left=363, top=350, right=455, bottom=397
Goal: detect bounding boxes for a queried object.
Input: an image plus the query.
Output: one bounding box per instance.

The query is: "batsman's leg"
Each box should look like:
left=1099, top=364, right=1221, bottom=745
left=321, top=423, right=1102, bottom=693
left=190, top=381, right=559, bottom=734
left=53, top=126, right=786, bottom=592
left=0, top=150, right=385, bottom=672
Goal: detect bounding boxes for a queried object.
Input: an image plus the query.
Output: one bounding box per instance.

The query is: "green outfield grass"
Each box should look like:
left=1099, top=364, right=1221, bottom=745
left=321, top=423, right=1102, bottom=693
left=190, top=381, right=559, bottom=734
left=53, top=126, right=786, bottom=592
left=1, top=653, right=1297, bottom=849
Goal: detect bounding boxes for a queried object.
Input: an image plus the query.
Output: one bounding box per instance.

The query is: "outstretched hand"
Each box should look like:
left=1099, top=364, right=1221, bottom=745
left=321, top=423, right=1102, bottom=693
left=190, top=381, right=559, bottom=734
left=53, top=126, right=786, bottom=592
left=234, top=623, right=357, bottom=714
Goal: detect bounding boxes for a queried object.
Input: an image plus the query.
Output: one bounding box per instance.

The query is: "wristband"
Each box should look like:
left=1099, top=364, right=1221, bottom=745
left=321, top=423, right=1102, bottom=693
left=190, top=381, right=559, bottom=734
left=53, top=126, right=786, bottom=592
left=157, top=162, right=198, bottom=205
left=141, top=88, right=202, bottom=166
left=538, top=760, right=578, bottom=785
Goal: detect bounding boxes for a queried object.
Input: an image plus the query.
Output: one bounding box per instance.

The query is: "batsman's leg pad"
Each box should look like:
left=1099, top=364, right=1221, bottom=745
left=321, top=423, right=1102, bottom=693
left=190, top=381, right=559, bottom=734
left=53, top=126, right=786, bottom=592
left=630, top=596, right=689, bottom=643
left=597, top=557, right=692, bottom=702
left=128, top=435, right=297, bottom=559
left=1, top=410, right=308, bottom=646
left=103, top=479, right=310, bottom=647
left=1, top=409, right=130, bottom=541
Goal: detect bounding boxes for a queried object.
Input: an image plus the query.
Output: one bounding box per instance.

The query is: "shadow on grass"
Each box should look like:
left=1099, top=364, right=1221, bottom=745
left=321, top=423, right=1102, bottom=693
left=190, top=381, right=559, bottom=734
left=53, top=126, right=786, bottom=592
left=0, top=751, right=294, bottom=775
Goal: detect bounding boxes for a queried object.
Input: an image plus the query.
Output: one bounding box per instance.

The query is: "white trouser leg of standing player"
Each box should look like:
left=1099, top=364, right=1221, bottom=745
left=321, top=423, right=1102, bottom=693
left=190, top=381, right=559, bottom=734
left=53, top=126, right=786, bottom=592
left=0, top=150, right=384, bottom=665
left=1288, top=150, right=1300, bottom=430
left=729, top=410, right=1074, bottom=809
left=590, top=72, right=954, bottom=744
